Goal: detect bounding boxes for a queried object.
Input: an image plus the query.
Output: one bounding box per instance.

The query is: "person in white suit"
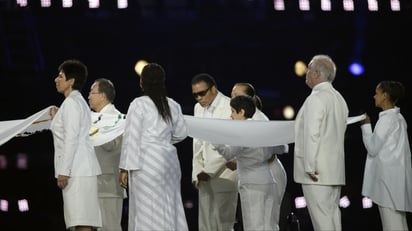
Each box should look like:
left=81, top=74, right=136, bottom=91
left=88, top=78, right=126, bottom=231
left=230, top=82, right=288, bottom=231
left=293, top=54, right=349, bottom=231
left=213, top=95, right=282, bottom=231
left=360, top=80, right=412, bottom=231
left=49, top=59, right=102, bottom=231
left=191, top=73, right=238, bottom=231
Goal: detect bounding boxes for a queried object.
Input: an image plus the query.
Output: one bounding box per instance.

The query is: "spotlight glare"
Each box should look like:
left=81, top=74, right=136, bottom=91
left=299, top=0, right=310, bottom=11
left=18, top=199, right=29, bottom=212
left=321, top=0, right=331, bottom=11
left=349, top=62, right=364, bottom=76
left=16, top=0, right=27, bottom=7
left=89, top=0, right=99, bottom=8
left=184, top=200, right=194, bottom=209
left=362, top=197, right=373, bottom=209
left=339, top=195, right=351, bottom=208
left=391, top=0, right=401, bottom=11
left=368, top=0, right=378, bottom=11
left=294, top=61, right=307, bottom=77
left=134, top=60, right=149, bottom=76
left=118, top=0, right=128, bottom=9
left=283, top=105, right=295, bottom=120
left=274, top=0, right=285, bottom=11
left=0, top=155, right=7, bottom=170
left=294, top=196, right=307, bottom=209
left=0, top=199, right=8, bottom=212
left=40, top=0, right=51, bottom=7
left=343, top=0, right=354, bottom=11
left=62, top=0, right=73, bottom=8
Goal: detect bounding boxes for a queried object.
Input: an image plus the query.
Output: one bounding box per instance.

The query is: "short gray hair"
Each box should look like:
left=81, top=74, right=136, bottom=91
left=311, top=55, right=336, bottom=82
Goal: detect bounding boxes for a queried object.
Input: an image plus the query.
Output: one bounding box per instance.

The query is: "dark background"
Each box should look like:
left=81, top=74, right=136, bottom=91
left=1, top=0, right=412, bottom=230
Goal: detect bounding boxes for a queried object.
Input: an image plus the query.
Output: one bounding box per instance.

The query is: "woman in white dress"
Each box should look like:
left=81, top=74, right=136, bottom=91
left=119, top=63, right=188, bottom=231
left=360, top=80, right=412, bottom=231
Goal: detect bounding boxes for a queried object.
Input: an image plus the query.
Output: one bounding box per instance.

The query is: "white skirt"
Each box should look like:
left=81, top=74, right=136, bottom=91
left=62, top=176, right=102, bottom=229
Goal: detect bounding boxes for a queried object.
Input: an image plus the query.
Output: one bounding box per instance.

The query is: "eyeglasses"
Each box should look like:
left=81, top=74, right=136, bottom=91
left=89, top=91, right=101, bottom=96
left=193, top=86, right=211, bottom=98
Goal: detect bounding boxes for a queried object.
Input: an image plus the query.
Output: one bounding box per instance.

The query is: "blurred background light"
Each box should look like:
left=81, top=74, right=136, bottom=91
left=295, top=196, right=307, bottom=209
left=283, top=105, right=295, bottom=120
left=339, top=195, right=351, bottom=208
left=368, top=0, right=379, bottom=11
left=273, top=0, right=285, bottom=11
left=343, top=0, right=354, bottom=11
left=349, top=62, right=364, bottom=76
left=62, top=0, right=72, bottom=8
left=134, top=60, right=149, bottom=77
left=362, top=197, right=373, bottom=209
left=294, top=61, right=307, bottom=77
left=321, top=0, right=332, bottom=11
left=17, top=199, right=29, bottom=212
left=0, top=199, right=8, bottom=212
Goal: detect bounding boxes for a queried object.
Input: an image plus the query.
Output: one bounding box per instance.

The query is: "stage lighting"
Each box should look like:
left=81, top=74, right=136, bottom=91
left=349, top=62, right=364, bottom=76
left=89, top=0, right=99, bottom=8
left=62, top=0, right=73, bottom=8
left=118, top=0, right=128, bottom=9
left=0, top=199, right=8, bottom=212
left=18, top=199, right=29, bottom=212
left=16, top=152, right=28, bottom=170
left=40, top=0, right=51, bottom=7
left=0, top=155, right=7, bottom=170
left=273, top=0, right=285, bottom=11
left=134, top=60, right=149, bottom=76
left=299, top=0, right=310, bottom=11
left=368, top=0, right=378, bottom=11
left=184, top=200, right=194, bottom=209
left=294, top=61, right=307, bottom=77
left=339, top=195, right=350, bottom=208
left=362, top=197, right=373, bottom=209
left=391, top=0, right=401, bottom=11
left=321, top=0, right=332, bottom=11
left=343, top=0, right=354, bottom=11
left=294, top=196, right=306, bottom=209
left=16, top=0, right=27, bottom=7
left=283, top=105, right=295, bottom=120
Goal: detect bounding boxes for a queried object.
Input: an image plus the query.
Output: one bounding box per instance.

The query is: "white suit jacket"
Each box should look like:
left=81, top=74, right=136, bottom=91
left=192, top=92, right=237, bottom=192
left=293, top=82, right=348, bottom=185
left=50, top=90, right=101, bottom=178
left=214, top=144, right=274, bottom=185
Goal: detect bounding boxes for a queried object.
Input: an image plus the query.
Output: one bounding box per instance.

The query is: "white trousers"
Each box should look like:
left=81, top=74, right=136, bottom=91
left=198, top=181, right=237, bottom=231
left=302, top=184, right=342, bottom=231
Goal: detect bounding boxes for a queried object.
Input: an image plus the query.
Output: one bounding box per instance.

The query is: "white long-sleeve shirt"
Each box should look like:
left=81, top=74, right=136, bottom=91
left=361, top=107, right=412, bottom=212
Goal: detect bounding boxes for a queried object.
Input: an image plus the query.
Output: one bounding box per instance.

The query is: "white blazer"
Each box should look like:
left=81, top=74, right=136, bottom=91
left=293, top=82, right=348, bottom=185
left=50, top=90, right=101, bottom=178
left=192, top=91, right=237, bottom=192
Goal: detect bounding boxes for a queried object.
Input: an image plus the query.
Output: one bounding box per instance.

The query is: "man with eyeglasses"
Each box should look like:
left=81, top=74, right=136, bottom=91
left=191, top=73, right=238, bottom=231
left=88, top=78, right=126, bottom=231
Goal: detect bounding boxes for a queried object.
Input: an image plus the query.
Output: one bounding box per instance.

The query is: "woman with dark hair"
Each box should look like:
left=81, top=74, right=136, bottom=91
left=360, top=80, right=412, bottom=231
left=50, top=59, right=102, bottom=231
left=119, top=63, right=188, bottom=231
